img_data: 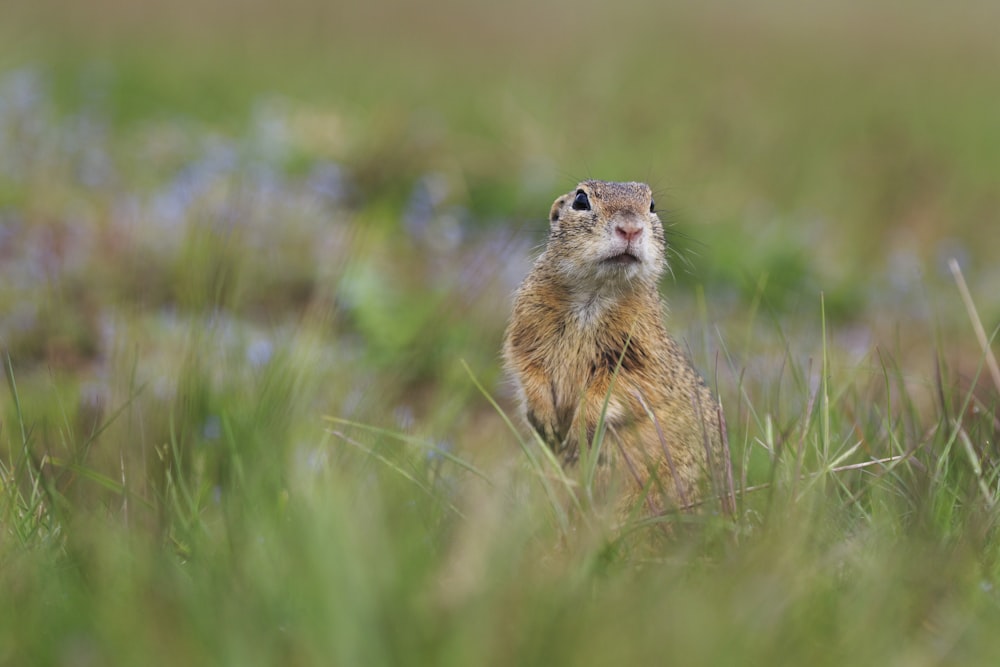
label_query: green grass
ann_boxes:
[2,0,1000,664]
[2,295,1000,665]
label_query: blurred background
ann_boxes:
[2,0,999,483]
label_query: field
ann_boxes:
[2,1,1000,664]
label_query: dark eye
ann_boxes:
[649,199,656,213]
[572,190,591,211]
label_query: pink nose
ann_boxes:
[615,220,643,243]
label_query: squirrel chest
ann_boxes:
[513,287,662,453]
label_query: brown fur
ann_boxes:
[503,180,723,515]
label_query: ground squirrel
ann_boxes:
[503,180,725,516]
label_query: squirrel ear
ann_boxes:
[549,197,565,229]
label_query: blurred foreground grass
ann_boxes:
[2,1,1000,664]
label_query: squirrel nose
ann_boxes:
[615,220,644,243]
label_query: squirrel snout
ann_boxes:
[614,220,644,243]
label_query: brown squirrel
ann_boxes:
[503,180,725,516]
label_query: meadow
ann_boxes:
[2,1,1000,664]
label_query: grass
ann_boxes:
[2,0,1000,664]
[2,298,999,665]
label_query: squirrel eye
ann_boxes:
[649,199,656,213]
[572,190,591,211]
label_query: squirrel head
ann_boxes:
[545,180,667,290]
